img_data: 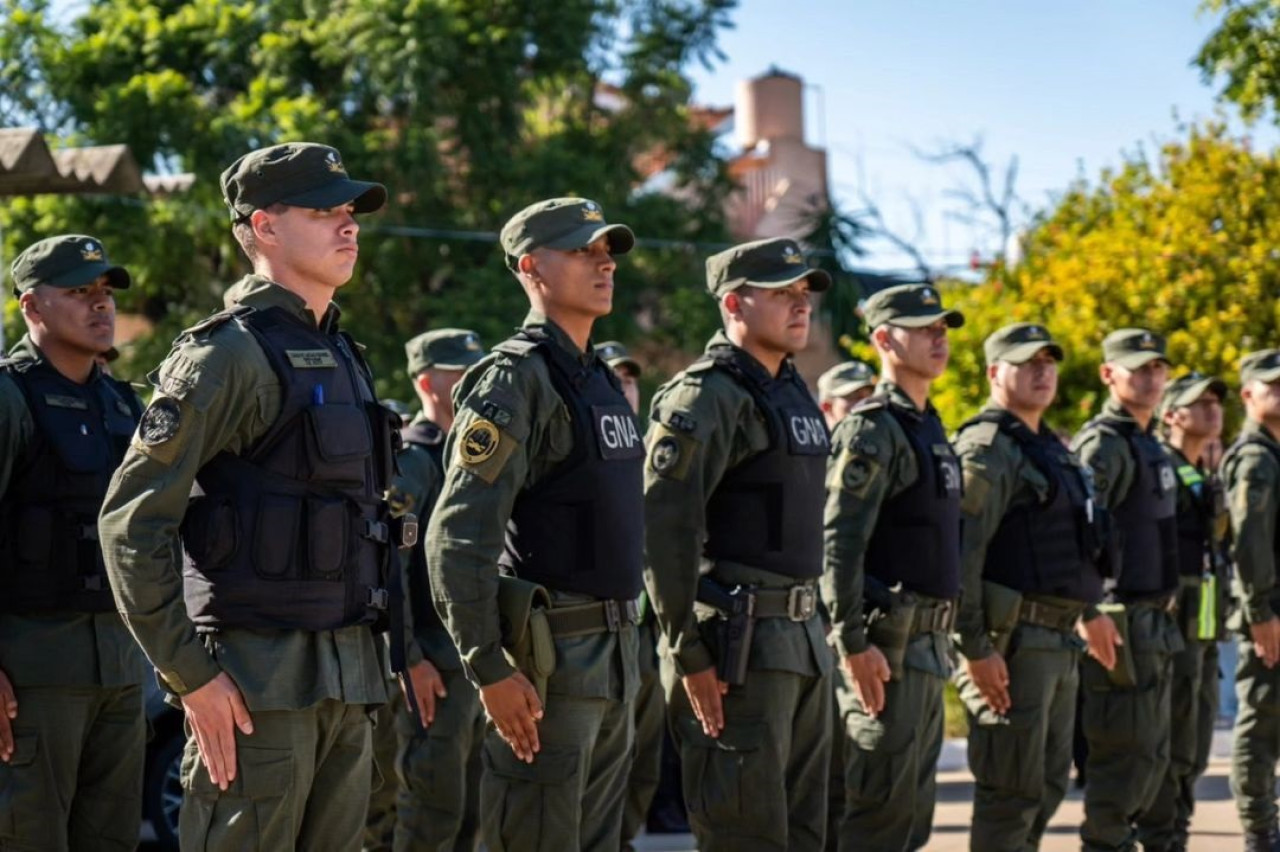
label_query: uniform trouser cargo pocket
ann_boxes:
[842,711,912,809]
[480,733,579,852]
[968,708,1042,800]
[676,713,775,839]
[179,737,295,850]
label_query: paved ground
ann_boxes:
[635,732,1248,851]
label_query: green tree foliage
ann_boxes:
[1,0,738,396]
[931,123,1280,435]
[1196,0,1280,122]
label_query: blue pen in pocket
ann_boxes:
[312,384,325,406]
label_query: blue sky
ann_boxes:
[688,1,1262,274]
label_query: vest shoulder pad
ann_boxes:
[851,394,889,415]
[958,419,1000,448]
[179,305,254,342]
[492,337,542,360]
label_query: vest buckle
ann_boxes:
[361,519,389,544]
[603,599,622,632]
[366,587,389,610]
[787,584,817,622]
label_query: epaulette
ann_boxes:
[492,337,541,359]
[958,419,1000,447]
[851,394,889,415]
[177,304,254,343]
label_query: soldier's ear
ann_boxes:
[986,363,1000,385]
[17,289,40,323]
[250,208,278,244]
[722,291,743,319]
[1099,362,1115,387]
[870,324,892,353]
[414,372,432,395]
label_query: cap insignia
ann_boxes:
[581,202,604,223]
[325,150,346,175]
[1139,332,1156,350]
[81,241,103,262]
[920,287,939,307]
[782,245,804,265]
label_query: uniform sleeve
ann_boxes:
[1072,429,1133,512]
[954,430,1018,660]
[99,332,276,695]
[1226,447,1280,624]
[821,411,904,658]
[0,374,34,498]
[426,358,546,688]
[388,446,439,667]
[642,374,757,678]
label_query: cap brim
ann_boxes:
[741,265,833,293]
[889,309,965,329]
[282,177,387,214]
[1169,377,1228,408]
[826,379,875,398]
[999,341,1064,365]
[1249,367,1280,385]
[605,356,641,375]
[1111,351,1169,370]
[48,261,131,291]
[542,223,635,255]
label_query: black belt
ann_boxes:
[1114,591,1177,612]
[543,599,641,637]
[752,582,820,622]
[1019,597,1084,632]
[910,599,955,635]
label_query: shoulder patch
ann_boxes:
[665,411,698,434]
[961,468,991,515]
[647,423,698,481]
[131,396,190,465]
[831,449,880,498]
[454,416,519,485]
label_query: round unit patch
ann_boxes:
[139,398,182,446]
[460,419,500,464]
[651,436,681,473]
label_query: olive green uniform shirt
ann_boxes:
[643,332,827,680]
[1222,419,1280,625]
[0,336,147,688]
[427,312,619,690]
[1070,398,1140,514]
[99,276,387,710]
[953,402,1063,661]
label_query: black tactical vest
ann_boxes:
[400,419,446,633]
[701,347,829,579]
[1168,449,1225,578]
[180,306,402,631]
[496,330,645,600]
[962,410,1103,603]
[0,358,141,613]
[1086,416,1179,598]
[863,396,962,599]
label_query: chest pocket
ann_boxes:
[591,404,644,460]
[783,409,830,456]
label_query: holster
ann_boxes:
[496,575,557,705]
[864,579,916,681]
[1096,602,1136,688]
[695,576,756,686]
[982,580,1023,657]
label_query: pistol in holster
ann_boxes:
[695,577,757,687]
[496,575,557,706]
[982,581,1023,657]
[863,577,916,682]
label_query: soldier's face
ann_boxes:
[1244,379,1280,424]
[526,238,617,319]
[21,277,116,356]
[735,280,812,355]
[1105,359,1168,411]
[821,386,874,429]
[261,203,360,289]
[882,320,950,380]
[1167,392,1223,440]
[993,349,1059,412]
[612,366,641,415]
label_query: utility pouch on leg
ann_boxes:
[1096,602,1136,688]
[496,575,557,705]
[982,580,1023,657]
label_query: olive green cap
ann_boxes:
[500,197,634,264]
[1241,349,1280,385]
[11,234,130,298]
[984,322,1064,366]
[817,360,877,400]
[1159,372,1227,418]
[405,328,485,376]
[597,340,640,375]
[862,283,963,330]
[220,142,386,222]
[1102,328,1169,370]
[705,237,831,298]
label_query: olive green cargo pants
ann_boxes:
[836,658,944,852]
[1231,639,1280,834]
[179,698,373,850]
[957,624,1079,852]
[621,620,664,852]
[394,667,485,852]
[1136,638,1218,849]
[1080,606,1181,852]
[363,686,402,851]
[0,684,144,851]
